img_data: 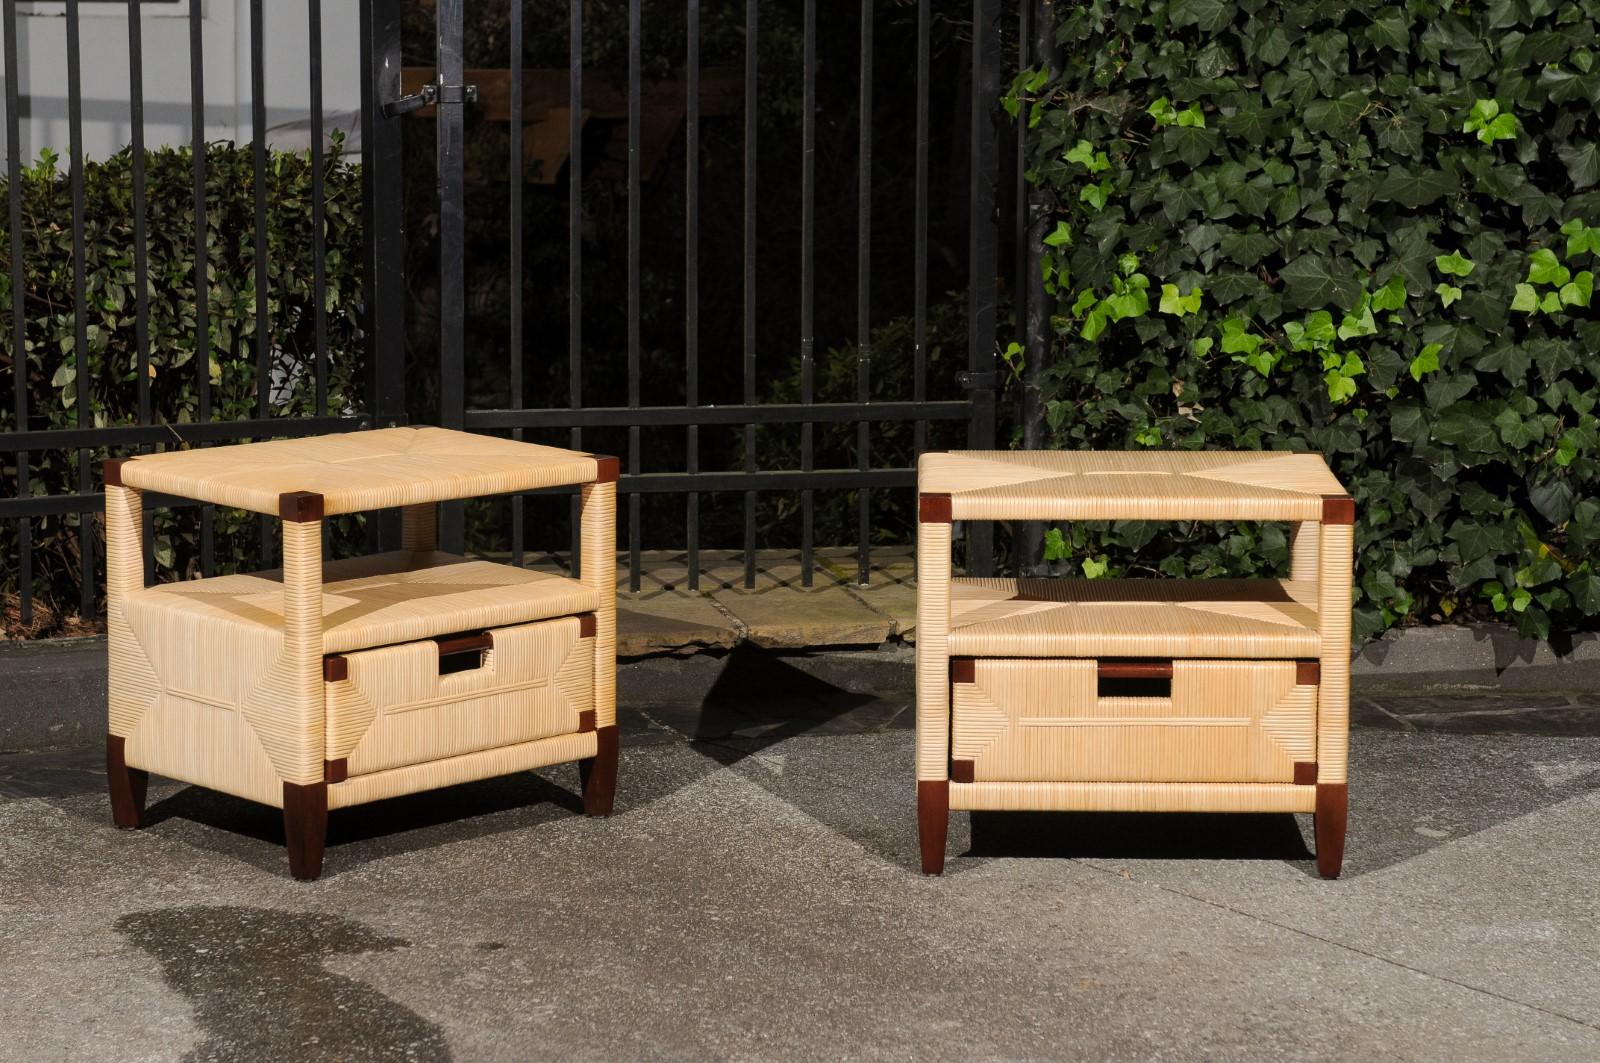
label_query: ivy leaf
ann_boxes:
[1562,218,1600,257]
[1365,14,1409,51]
[1373,114,1425,158]
[1409,342,1442,381]
[1511,283,1540,313]
[1569,566,1600,614]
[1305,93,1369,138]
[1165,126,1220,167]
[1434,250,1476,277]
[1158,283,1203,316]
[1325,370,1358,403]
[1374,167,1461,208]
[1560,271,1594,307]
[1475,343,1531,385]
[1168,0,1235,32]
[1556,141,1600,189]
[1530,478,1575,524]
[1436,282,1463,306]
[1527,248,1570,285]
[1279,255,1363,310]
[1435,403,1502,453]
[1219,231,1276,267]
[1043,221,1072,248]
[1370,274,1408,312]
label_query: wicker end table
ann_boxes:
[104,427,618,879]
[916,451,1354,877]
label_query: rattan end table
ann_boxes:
[104,427,618,879]
[916,451,1354,878]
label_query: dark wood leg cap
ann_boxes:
[579,725,619,817]
[107,735,148,830]
[1315,782,1348,880]
[282,781,329,881]
[918,780,949,876]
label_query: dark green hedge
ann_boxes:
[1012,0,1600,640]
[0,143,365,631]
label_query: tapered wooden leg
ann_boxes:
[1315,782,1348,879]
[107,735,148,830]
[282,782,329,881]
[579,725,619,817]
[918,780,949,875]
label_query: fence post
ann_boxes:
[360,0,407,551]
[965,0,1002,577]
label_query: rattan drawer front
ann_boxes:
[950,658,1316,784]
[326,615,594,777]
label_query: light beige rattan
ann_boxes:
[916,450,1353,878]
[104,428,619,879]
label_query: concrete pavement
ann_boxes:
[2,690,1598,1062]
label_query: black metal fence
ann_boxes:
[1,0,1022,630]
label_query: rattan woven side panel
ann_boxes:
[915,517,953,782]
[1289,521,1321,582]
[1318,523,1355,784]
[951,659,1315,784]
[948,781,1318,813]
[105,483,160,740]
[581,480,617,728]
[328,730,599,810]
[400,503,438,552]
[334,617,593,776]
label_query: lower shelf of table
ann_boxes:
[327,729,600,810]
[947,780,1317,814]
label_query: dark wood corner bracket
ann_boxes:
[1294,761,1319,785]
[591,455,621,483]
[949,657,975,684]
[1321,495,1356,525]
[919,493,952,524]
[950,759,976,784]
[103,457,134,487]
[279,491,325,522]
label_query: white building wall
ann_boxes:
[1,0,362,164]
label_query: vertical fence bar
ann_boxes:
[1012,0,1041,576]
[360,0,407,552]
[3,0,29,623]
[567,0,583,574]
[310,0,328,417]
[913,0,929,461]
[685,0,700,590]
[438,0,466,553]
[189,0,214,575]
[741,0,757,588]
[129,0,150,430]
[798,0,815,588]
[129,0,156,585]
[509,0,524,567]
[66,0,95,616]
[855,0,873,586]
[626,0,642,591]
[1019,0,1055,577]
[249,0,275,563]
[966,0,1000,577]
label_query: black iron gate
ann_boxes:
[1,0,1022,631]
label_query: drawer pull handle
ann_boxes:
[1097,659,1171,699]
[435,632,492,676]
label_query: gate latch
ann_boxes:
[956,370,998,391]
[383,79,479,118]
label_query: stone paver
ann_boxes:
[2,695,1598,1061]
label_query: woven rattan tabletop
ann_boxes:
[919,451,1347,522]
[116,427,604,517]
